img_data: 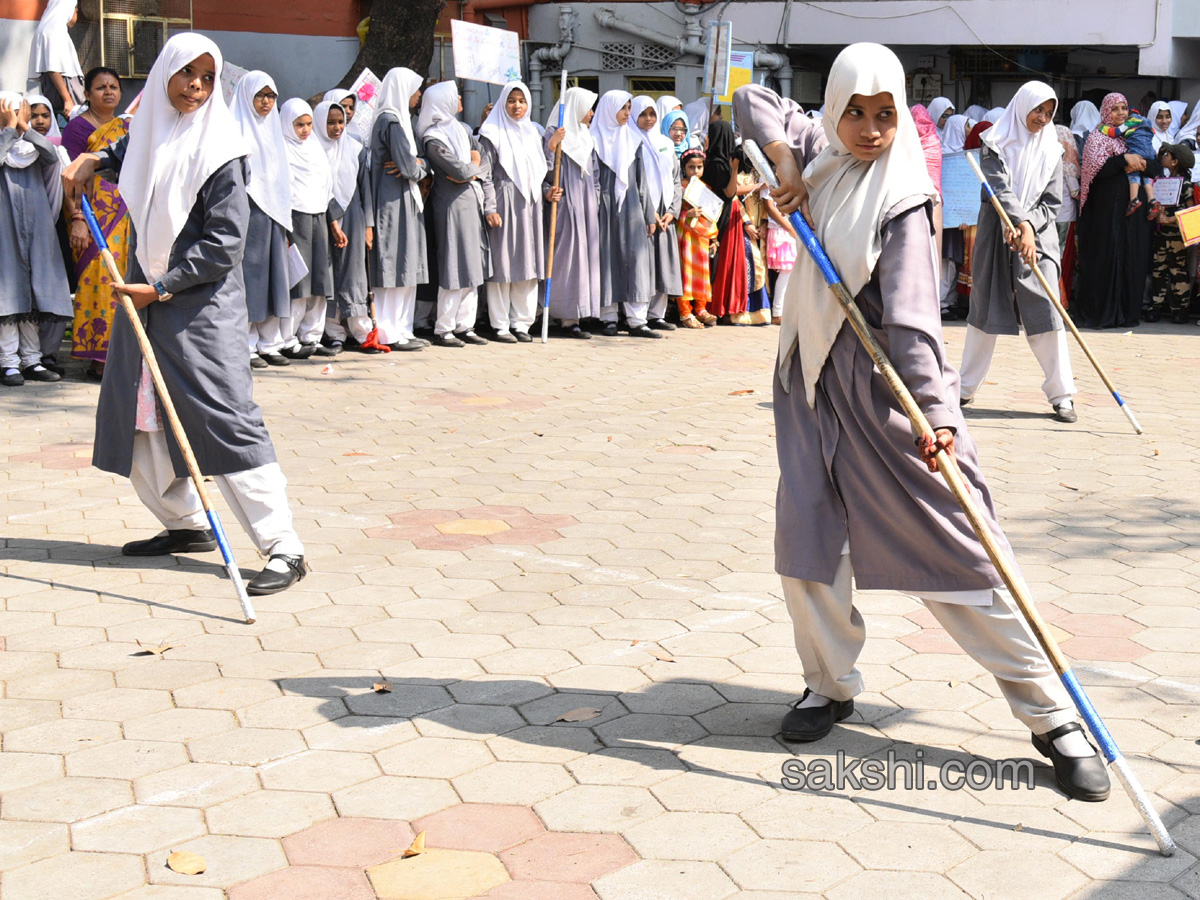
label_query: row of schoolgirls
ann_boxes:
[244,70,797,364]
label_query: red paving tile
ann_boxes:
[1060,636,1151,662]
[412,804,544,853]
[499,832,638,884]
[227,866,375,900]
[282,817,413,869]
[904,608,939,628]
[366,506,577,550]
[899,629,967,655]
[479,881,601,899]
[1055,613,1142,638]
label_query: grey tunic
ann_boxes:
[968,145,1064,336]
[331,145,373,318]
[424,137,491,291]
[597,147,656,307]
[38,72,84,116]
[370,113,427,288]
[242,199,290,323]
[92,150,277,479]
[0,128,72,323]
[479,136,545,283]
[649,150,684,297]
[289,209,333,300]
[542,127,600,319]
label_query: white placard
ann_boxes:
[701,22,733,97]
[346,68,383,144]
[940,150,983,228]
[1154,176,1183,207]
[221,61,248,105]
[684,176,725,224]
[450,19,522,86]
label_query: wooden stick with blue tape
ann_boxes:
[541,69,568,344]
[966,151,1143,434]
[81,195,257,624]
[743,138,1173,856]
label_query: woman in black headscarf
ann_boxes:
[702,119,749,322]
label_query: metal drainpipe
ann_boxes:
[529,4,574,120]
[754,49,792,100]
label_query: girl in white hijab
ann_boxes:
[682,98,709,149]
[26,0,84,116]
[419,81,492,347]
[314,99,372,354]
[229,71,293,365]
[961,80,1076,423]
[62,32,308,596]
[656,94,682,125]
[632,95,682,330]
[927,96,955,137]
[479,82,550,341]
[369,67,428,351]
[731,49,1109,799]
[1148,100,1173,153]
[1168,100,1189,137]
[279,98,335,359]
[940,113,969,153]
[1069,100,1101,140]
[591,90,658,338]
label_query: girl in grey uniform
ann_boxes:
[632,95,682,331]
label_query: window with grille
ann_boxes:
[628,78,677,97]
[87,0,194,78]
[602,42,636,71]
[602,42,676,72]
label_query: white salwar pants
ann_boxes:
[773,269,791,319]
[283,297,327,347]
[129,430,304,559]
[0,321,43,369]
[324,315,372,344]
[487,279,538,335]
[415,299,435,331]
[600,299,649,329]
[780,554,1076,734]
[940,259,959,312]
[959,325,1076,406]
[248,317,287,356]
[375,286,417,344]
[436,287,478,336]
[649,291,669,322]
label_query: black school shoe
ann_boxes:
[40,356,65,376]
[1031,722,1110,801]
[492,332,518,344]
[564,325,591,340]
[247,554,308,596]
[280,343,315,360]
[600,322,619,337]
[780,689,855,742]
[21,364,60,382]
[123,529,217,556]
[1053,402,1078,424]
[250,356,269,369]
[648,318,677,331]
[628,324,664,339]
[513,331,533,343]
[313,341,341,357]
[259,352,291,367]
[2,368,25,387]
[431,333,465,348]
[456,331,489,345]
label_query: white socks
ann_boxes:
[1055,399,1074,410]
[1050,730,1094,757]
[264,557,292,573]
[798,691,833,709]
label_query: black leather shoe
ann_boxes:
[431,333,465,348]
[1031,722,1110,801]
[457,331,489,345]
[648,318,677,331]
[513,331,533,343]
[21,365,61,382]
[123,529,217,557]
[250,355,269,369]
[3,368,25,387]
[260,352,291,367]
[1172,311,1191,324]
[628,324,664,339]
[1142,308,1162,323]
[247,555,308,596]
[492,332,518,344]
[1053,403,1078,423]
[780,690,854,742]
[565,325,591,340]
[40,356,65,376]
[601,323,618,337]
[280,344,315,360]
[387,340,424,352]
[313,342,341,357]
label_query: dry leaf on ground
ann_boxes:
[650,648,676,663]
[728,389,755,396]
[166,850,206,875]
[556,707,602,723]
[373,681,393,693]
[136,640,176,657]
[403,831,426,858]
[343,452,369,457]
[1059,483,1079,491]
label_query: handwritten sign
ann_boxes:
[684,176,724,224]
[941,150,982,228]
[718,50,754,106]
[1154,176,1183,207]
[1177,204,1200,246]
[702,22,733,97]
[451,20,521,86]
[220,61,248,105]
[347,68,382,144]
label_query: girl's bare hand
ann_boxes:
[917,429,956,473]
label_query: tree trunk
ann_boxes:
[339,0,447,88]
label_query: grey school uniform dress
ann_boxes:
[370,111,427,289]
[90,145,276,478]
[649,150,684,298]
[289,208,333,301]
[424,137,491,291]
[542,126,601,321]
[0,128,72,327]
[331,144,373,320]
[242,198,291,323]
[597,148,655,317]
[480,136,545,284]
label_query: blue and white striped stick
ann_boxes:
[966,151,1143,434]
[81,196,257,624]
[743,139,1174,856]
[541,69,569,344]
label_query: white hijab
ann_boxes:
[981,81,1062,209]
[591,90,640,207]
[25,92,61,140]
[683,99,709,148]
[229,70,292,229]
[314,99,362,212]
[417,81,470,163]
[927,97,954,138]
[375,67,425,211]
[940,114,969,152]
[631,94,674,210]
[24,92,67,216]
[1175,100,1200,144]
[118,34,250,283]
[987,107,1005,123]
[323,88,353,108]
[1148,100,1173,152]
[0,92,39,169]
[1070,100,1101,138]
[479,82,548,203]
[27,0,82,81]
[964,104,988,123]
[546,86,597,175]
[1168,100,1189,137]
[280,98,333,215]
[782,42,936,403]
[656,94,682,124]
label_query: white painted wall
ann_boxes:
[197,30,360,101]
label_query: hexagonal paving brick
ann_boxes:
[500,831,638,882]
[283,816,414,868]
[188,727,306,766]
[623,811,758,860]
[0,820,69,870]
[452,761,575,806]
[0,850,146,900]
[207,789,335,838]
[592,860,737,900]
[826,871,972,900]
[1,776,132,823]
[333,776,460,821]
[948,850,1088,900]
[72,803,207,853]
[147,835,288,888]
[722,839,862,893]
[0,752,62,793]
[741,792,872,841]
[651,771,777,814]
[376,736,495,779]
[367,848,511,899]
[227,866,376,900]
[411,804,543,853]
[535,785,664,833]
[66,738,190,780]
[839,820,977,871]
[3,717,122,754]
[257,749,380,793]
[135,762,260,808]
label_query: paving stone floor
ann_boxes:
[1,320,1199,900]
